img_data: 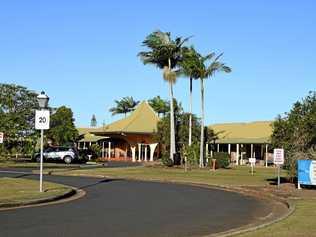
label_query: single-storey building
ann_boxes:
[77,101,159,162]
[208,121,274,166]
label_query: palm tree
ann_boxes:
[148,96,170,117]
[138,30,190,161]
[109,96,139,117]
[179,46,201,146]
[195,52,231,167]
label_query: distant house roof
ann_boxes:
[210,121,273,144]
[94,101,159,135]
[78,133,109,142]
[77,127,99,136]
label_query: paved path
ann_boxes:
[0,169,271,237]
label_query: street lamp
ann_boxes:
[37,91,49,109]
[37,91,49,192]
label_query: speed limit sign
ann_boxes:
[35,110,50,130]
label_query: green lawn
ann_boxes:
[44,165,316,237]
[237,199,316,237]
[0,177,72,206]
[47,165,284,187]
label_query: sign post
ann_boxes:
[0,132,3,144]
[273,148,284,188]
[35,109,50,192]
[249,158,256,175]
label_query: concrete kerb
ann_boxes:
[0,187,86,211]
[47,172,295,237]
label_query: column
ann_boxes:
[102,142,105,158]
[265,144,268,167]
[149,143,158,162]
[144,145,148,162]
[236,144,239,165]
[131,146,136,162]
[83,142,86,150]
[217,144,220,152]
[138,143,142,162]
[108,142,111,159]
[228,144,231,154]
[251,144,254,158]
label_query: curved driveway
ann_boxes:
[0,170,271,237]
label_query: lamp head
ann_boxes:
[37,91,49,109]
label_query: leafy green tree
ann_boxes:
[139,30,190,161]
[0,84,38,154]
[47,106,78,146]
[271,91,316,179]
[148,96,169,117]
[109,96,139,117]
[90,114,97,127]
[193,52,231,167]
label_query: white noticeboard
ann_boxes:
[273,148,284,165]
[35,110,50,130]
[0,132,3,144]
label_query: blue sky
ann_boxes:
[1,1,315,127]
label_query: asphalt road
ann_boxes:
[0,169,271,237]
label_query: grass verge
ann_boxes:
[0,177,72,207]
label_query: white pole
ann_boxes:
[108,142,111,159]
[39,129,44,192]
[102,142,105,158]
[138,144,142,161]
[265,144,268,167]
[228,144,231,154]
[144,146,148,161]
[217,144,220,152]
[236,144,239,165]
[251,144,253,158]
[205,143,209,164]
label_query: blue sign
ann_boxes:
[298,160,316,185]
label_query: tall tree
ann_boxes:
[109,96,139,117]
[179,46,201,146]
[138,30,190,161]
[47,106,79,146]
[148,96,169,117]
[271,91,316,179]
[194,53,231,167]
[90,114,97,127]
[0,83,38,153]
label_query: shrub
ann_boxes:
[184,144,199,166]
[89,144,102,159]
[161,152,174,167]
[213,152,230,169]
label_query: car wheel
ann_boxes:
[64,156,72,164]
[35,155,41,163]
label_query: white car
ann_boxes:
[34,146,78,164]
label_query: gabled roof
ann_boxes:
[210,121,273,144]
[77,127,99,136]
[94,101,159,134]
[78,133,109,142]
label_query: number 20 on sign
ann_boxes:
[35,110,50,130]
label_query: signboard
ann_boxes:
[273,148,284,165]
[298,160,316,186]
[249,158,256,164]
[0,132,3,143]
[35,110,50,130]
